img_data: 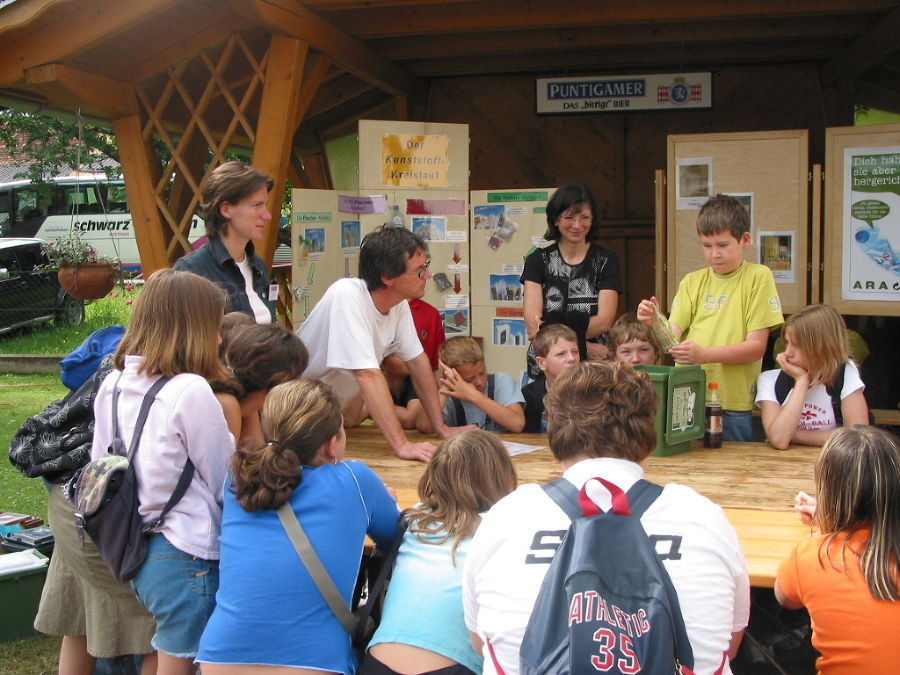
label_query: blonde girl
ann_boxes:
[755,304,869,449]
[197,380,400,674]
[89,268,234,675]
[359,429,518,675]
[775,426,900,672]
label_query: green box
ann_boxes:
[0,555,48,643]
[636,365,706,456]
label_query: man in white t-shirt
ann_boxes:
[298,226,469,462]
[463,361,750,674]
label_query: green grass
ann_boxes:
[0,285,137,355]
[0,634,62,675]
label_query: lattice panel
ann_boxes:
[136,32,268,259]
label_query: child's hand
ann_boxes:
[636,297,657,325]
[794,491,817,526]
[776,352,809,381]
[439,366,479,402]
[668,339,705,365]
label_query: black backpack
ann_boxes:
[773,362,874,425]
[519,478,695,675]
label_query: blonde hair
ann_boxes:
[405,429,517,565]
[546,361,657,463]
[609,312,660,358]
[440,336,483,369]
[783,304,850,386]
[532,324,578,359]
[230,380,342,512]
[814,426,900,601]
[114,268,228,380]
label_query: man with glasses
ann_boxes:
[298,226,469,461]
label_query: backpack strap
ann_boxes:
[487,373,495,401]
[825,363,846,427]
[449,374,496,428]
[773,369,792,406]
[543,477,663,521]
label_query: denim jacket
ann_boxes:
[173,236,274,321]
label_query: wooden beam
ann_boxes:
[229,0,421,98]
[24,64,137,117]
[252,33,309,267]
[0,0,64,33]
[112,114,170,274]
[819,4,900,86]
[294,52,333,128]
[0,0,183,85]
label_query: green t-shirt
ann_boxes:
[670,261,783,410]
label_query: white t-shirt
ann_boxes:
[755,361,864,432]
[236,255,272,324]
[463,457,750,675]
[297,278,423,402]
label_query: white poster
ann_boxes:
[676,158,713,210]
[842,145,900,301]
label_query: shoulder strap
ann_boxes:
[774,369,792,405]
[543,477,663,522]
[487,373,495,401]
[451,396,466,427]
[352,520,407,646]
[825,363,847,426]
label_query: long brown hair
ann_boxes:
[230,380,342,512]
[815,426,900,600]
[114,268,228,380]
[404,429,517,565]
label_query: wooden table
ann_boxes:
[346,427,817,587]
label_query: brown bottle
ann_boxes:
[704,382,723,448]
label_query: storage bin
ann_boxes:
[636,365,706,456]
[0,550,49,642]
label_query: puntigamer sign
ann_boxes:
[536,73,711,114]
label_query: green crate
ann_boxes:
[0,554,48,643]
[636,365,706,456]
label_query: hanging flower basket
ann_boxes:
[57,263,117,300]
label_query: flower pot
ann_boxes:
[57,264,116,300]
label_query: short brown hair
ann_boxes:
[609,312,660,358]
[440,336,483,369]
[546,361,657,463]
[114,268,228,381]
[225,323,308,394]
[696,194,750,239]
[532,324,578,359]
[199,161,274,237]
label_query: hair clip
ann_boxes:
[265,439,281,448]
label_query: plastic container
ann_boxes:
[636,365,707,456]
[0,550,49,642]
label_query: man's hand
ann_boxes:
[668,339,706,365]
[396,440,436,462]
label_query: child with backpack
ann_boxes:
[521,324,580,433]
[755,304,869,449]
[89,268,235,675]
[359,429,518,675]
[775,426,900,672]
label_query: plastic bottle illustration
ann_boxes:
[390,204,405,228]
[488,215,518,250]
[854,226,900,276]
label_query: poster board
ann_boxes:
[666,130,809,314]
[469,188,554,383]
[824,123,900,316]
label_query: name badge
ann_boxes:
[268,283,279,301]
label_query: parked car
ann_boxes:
[0,237,85,334]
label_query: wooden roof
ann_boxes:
[2,0,900,143]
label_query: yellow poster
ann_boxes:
[381,134,449,187]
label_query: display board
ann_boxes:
[666,130,809,314]
[469,189,554,384]
[824,123,900,316]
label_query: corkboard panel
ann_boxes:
[666,130,809,314]
[823,123,900,316]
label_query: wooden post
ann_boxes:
[112,114,169,274]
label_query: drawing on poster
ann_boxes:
[473,204,505,230]
[412,216,447,241]
[492,318,527,347]
[304,227,326,253]
[440,309,469,335]
[842,145,900,302]
[489,273,523,302]
[759,231,795,284]
[340,221,360,248]
[676,158,713,210]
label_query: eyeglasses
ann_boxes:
[410,259,431,278]
[560,214,593,225]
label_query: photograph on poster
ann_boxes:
[842,145,900,301]
[412,216,447,241]
[304,227,326,253]
[433,272,452,292]
[676,158,713,210]
[489,273,523,302]
[340,221,361,248]
[473,204,505,230]
[492,317,527,347]
[440,309,469,335]
[759,231,795,284]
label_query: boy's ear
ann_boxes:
[739,231,751,248]
[535,355,548,373]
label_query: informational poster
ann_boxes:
[759,231,795,284]
[676,158,713,210]
[842,145,900,301]
[381,134,449,187]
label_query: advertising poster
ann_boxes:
[842,145,900,301]
[759,231,795,284]
[676,158,713,210]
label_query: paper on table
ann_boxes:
[504,441,546,457]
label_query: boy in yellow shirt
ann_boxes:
[638,195,783,441]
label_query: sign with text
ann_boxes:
[536,72,711,114]
[381,134,449,187]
